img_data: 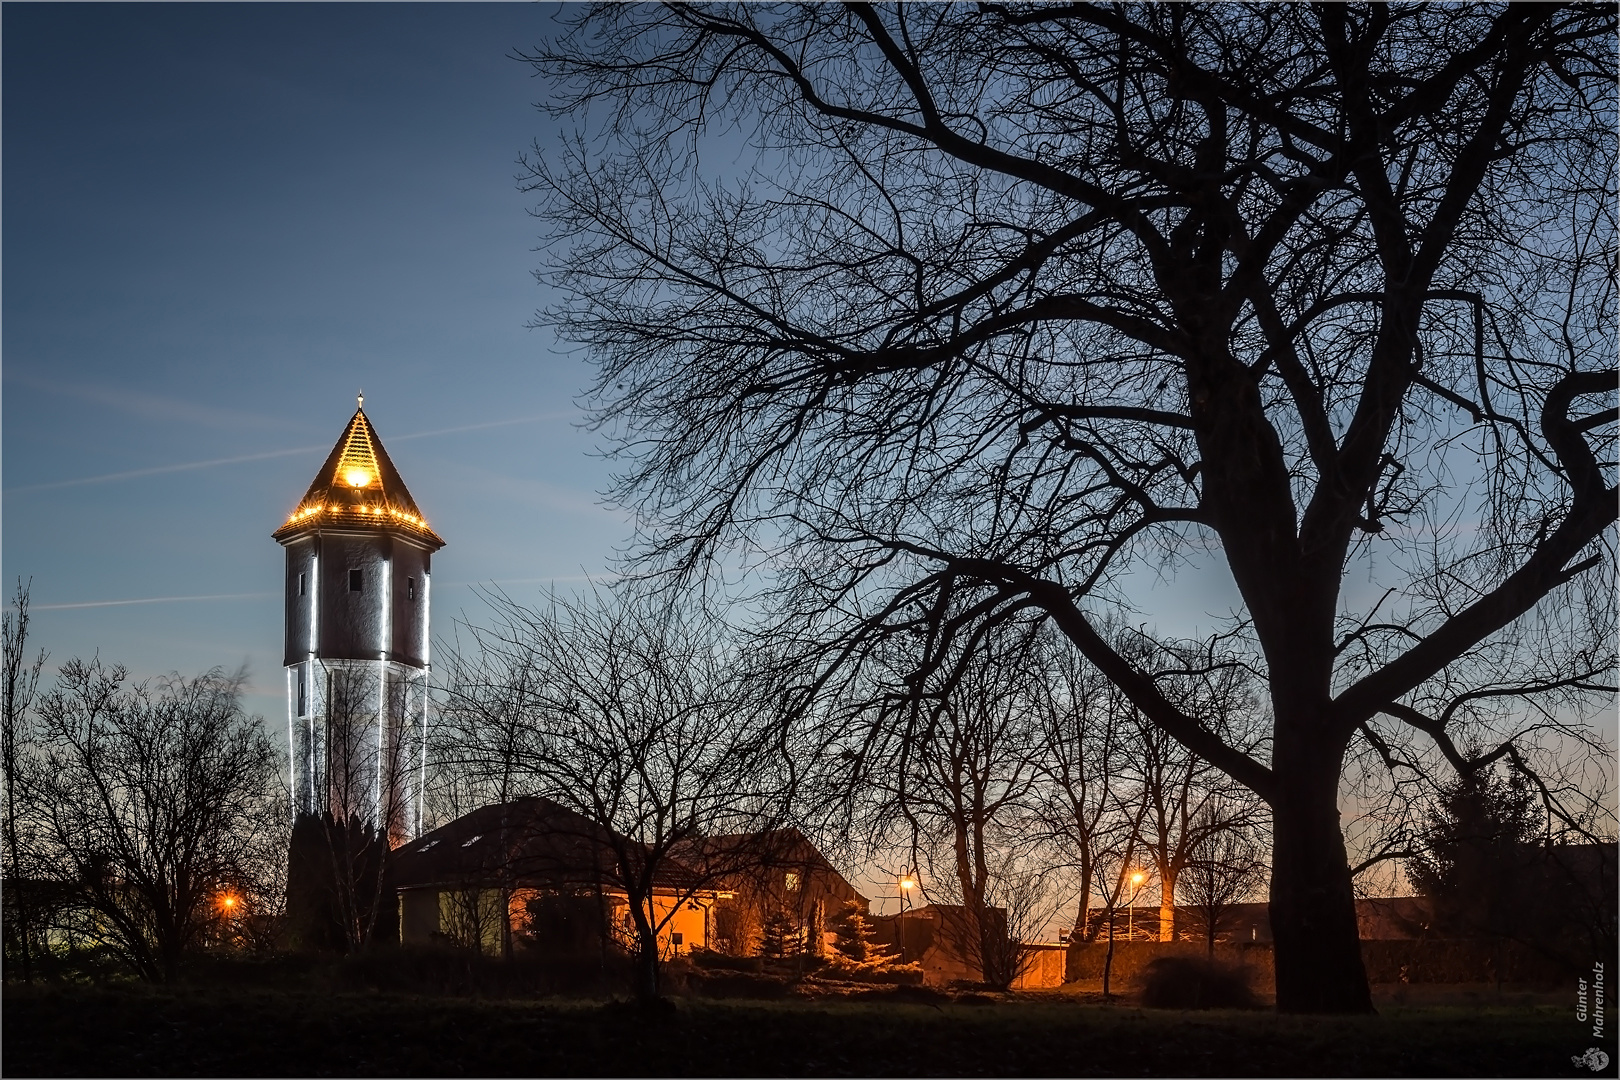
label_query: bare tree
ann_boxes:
[440,587,797,1001]
[24,659,283,981]
[882,620,1042,988]
[525,4,1617,1011]
[1028,627,1132,945]
[2,579,46,981]
[1179,802,1269,957]
[429,611,553,958]
[1124,643,1265,941]
[1089,804,1151,1000]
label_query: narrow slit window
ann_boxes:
[407,577,416,601]
[349,568,363,593]
[296,665,308,717]
[298,572,307,597]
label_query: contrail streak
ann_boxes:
[6,446,326,493]
[31,592,277,611]
[5,413,563,494]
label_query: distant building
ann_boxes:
[388,806,870,963]
[272,396,444,845]
[672,828,867,957]
[864,903,1065,989]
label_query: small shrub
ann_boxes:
[686,948,764,973]
[688,970,794,999]
[814,956,925,984]
[1137,956,1260,1010]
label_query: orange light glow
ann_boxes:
[1130,872,1145,886]
[344,468,372,488]
[900,877,915,890]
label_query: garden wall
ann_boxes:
[1065,938,1573,988]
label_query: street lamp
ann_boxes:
[898,872,916,961]
[1127,872,1146,939]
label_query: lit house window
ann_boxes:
[785,871,801,892]
[349,569,363,592]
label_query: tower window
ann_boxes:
[349,568,364,592]
[407,577,416,601]
[296,665,308,717]
[298,572,307,597]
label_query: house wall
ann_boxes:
[400,884,709,959]
[712,866,859,957]
[400,887,439,945]
[439,888,505,955]
[1012,944,1068,990]
[645,893,709,957]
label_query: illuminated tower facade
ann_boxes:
[272,396,444,845]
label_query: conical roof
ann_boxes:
[272,400,445,549]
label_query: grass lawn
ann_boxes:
[3,982,1608,1077]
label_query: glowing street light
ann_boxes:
[1127,871,1147,938]
[898,871,917,961]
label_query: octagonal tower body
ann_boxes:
[273,400,444,846]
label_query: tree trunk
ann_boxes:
[1268,758,1373,1013]
[1072,892,1093,941]
[1159,898,1176,942]
[634,925,661,1002]
[1101,910,1117,999]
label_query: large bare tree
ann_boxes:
[526,4,1617,1011]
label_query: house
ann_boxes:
[672,828,867,957]
[390,796,715,958]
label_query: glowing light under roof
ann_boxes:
[271,402,444,548]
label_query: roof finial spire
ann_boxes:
[358,389,364,410]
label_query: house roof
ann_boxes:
[272,399,444,549]
[672,827,867,904]
[391,796,703,893]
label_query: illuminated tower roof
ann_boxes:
[272,395,444,549]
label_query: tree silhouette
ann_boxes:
[24,661,283,981]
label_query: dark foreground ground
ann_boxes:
[4,982,1610,1078]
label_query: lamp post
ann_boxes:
[1127,872,1146,940]
[899,871,915,961]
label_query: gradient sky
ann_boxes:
[2,2,1256,918]
[13,5,1600,920]
[3,3,635,728]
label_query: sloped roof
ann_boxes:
[391,796,702,893]
[272,400,444,549]
[672,827,866,904]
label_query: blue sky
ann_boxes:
[4,3,631,724]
